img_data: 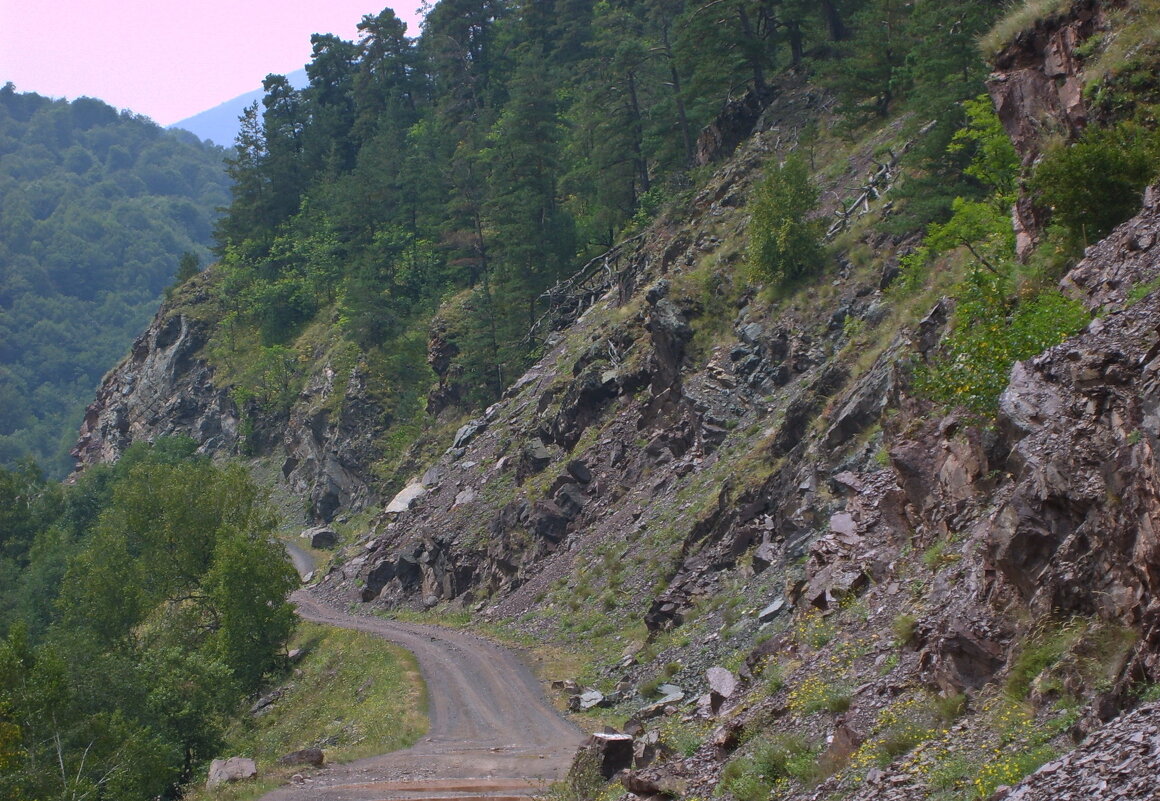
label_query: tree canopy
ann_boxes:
[0,86,230,476]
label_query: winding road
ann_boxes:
[257,588,584,801]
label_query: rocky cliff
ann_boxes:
[71,274,387,521]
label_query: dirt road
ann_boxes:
[258,591,584,801]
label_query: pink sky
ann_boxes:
[0,0,425,126]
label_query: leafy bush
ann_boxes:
[1031,122,1159,252]
[746,155,826,289]
[914,273,1089,418]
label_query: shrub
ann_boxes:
[891,613,918,646]
[721,733,821,801]
[914,273,1089,418]
[788,674,852,715]
[746,155,826,289]
[1031,121,1159,252]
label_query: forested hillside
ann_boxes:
[9,0,1160,798]
[0,439,296,799]
[0,87,230,475]
[194,0,1007,493]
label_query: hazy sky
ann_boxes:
[1,0,425,126]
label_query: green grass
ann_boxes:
[980,0,1075,56]
[184,621,427,801]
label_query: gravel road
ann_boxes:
[257,591,584,801]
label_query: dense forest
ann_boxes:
[0,87,230,475]
[0,439,296,799]
[6,0,1160,797]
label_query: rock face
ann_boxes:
[70,285,386,521]
[986,0,1099,167]
[984,235,1160,683]
[986,0,1103,258]
[71,310,239,467]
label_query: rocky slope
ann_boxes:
[70,275,388,521]
[72,2,1160,798]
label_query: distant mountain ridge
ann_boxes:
[168,68,308,147]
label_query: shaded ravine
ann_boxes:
[258,591,584,801]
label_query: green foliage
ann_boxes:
[721,733,821,800]
[746,155,826,288]
[891,613,917,646]
[181,623,427,801]
[950,95,1021,199]
[0,88,229,476]
[915,272,1089,418]
[788,673,852,715]
[1031,121,1160,252]
[0,441,296,797]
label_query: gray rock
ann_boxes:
[752,541,778,573]
[706,667,737,698]
[420,464,446,488]
[758,598,787,622]
[452,419,487,449]
[525,438,552,469]
[739,322,765,344]
[554,482,586,520]
[578,689,605,710]
[585,733,634,779]
[384,481,427,514]
[206,757,257,789]
[250,689,283,716]
[302,526,338,549]
[567,460,593,484]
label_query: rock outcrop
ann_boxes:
[986,0,1104,257]
[70,279,386,521]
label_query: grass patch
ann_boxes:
[720,733,822,800]
[184,621,427,801]
[1005,619,1086,699]
[980,0,1075,57]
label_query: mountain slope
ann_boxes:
[66,0,1160,798]
[168,69,309,147]
[0,87,230,475]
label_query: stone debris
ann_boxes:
[999,703,1160,801]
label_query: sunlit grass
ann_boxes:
[184,621,427,801]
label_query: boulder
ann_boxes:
[586,732,634,779]
[752,541,778,573]
[567,460,593,484]
[706,667,737,699]
[554,482,586,520]
[249,689,283,716]
[758,598,787,622]
[302,526,338,549]
[206,757,257,789]
[523,438,553,473]
[569,688,606,711]
[452,418,487,449]
[385,481,427,514]
[621,770,686,798]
